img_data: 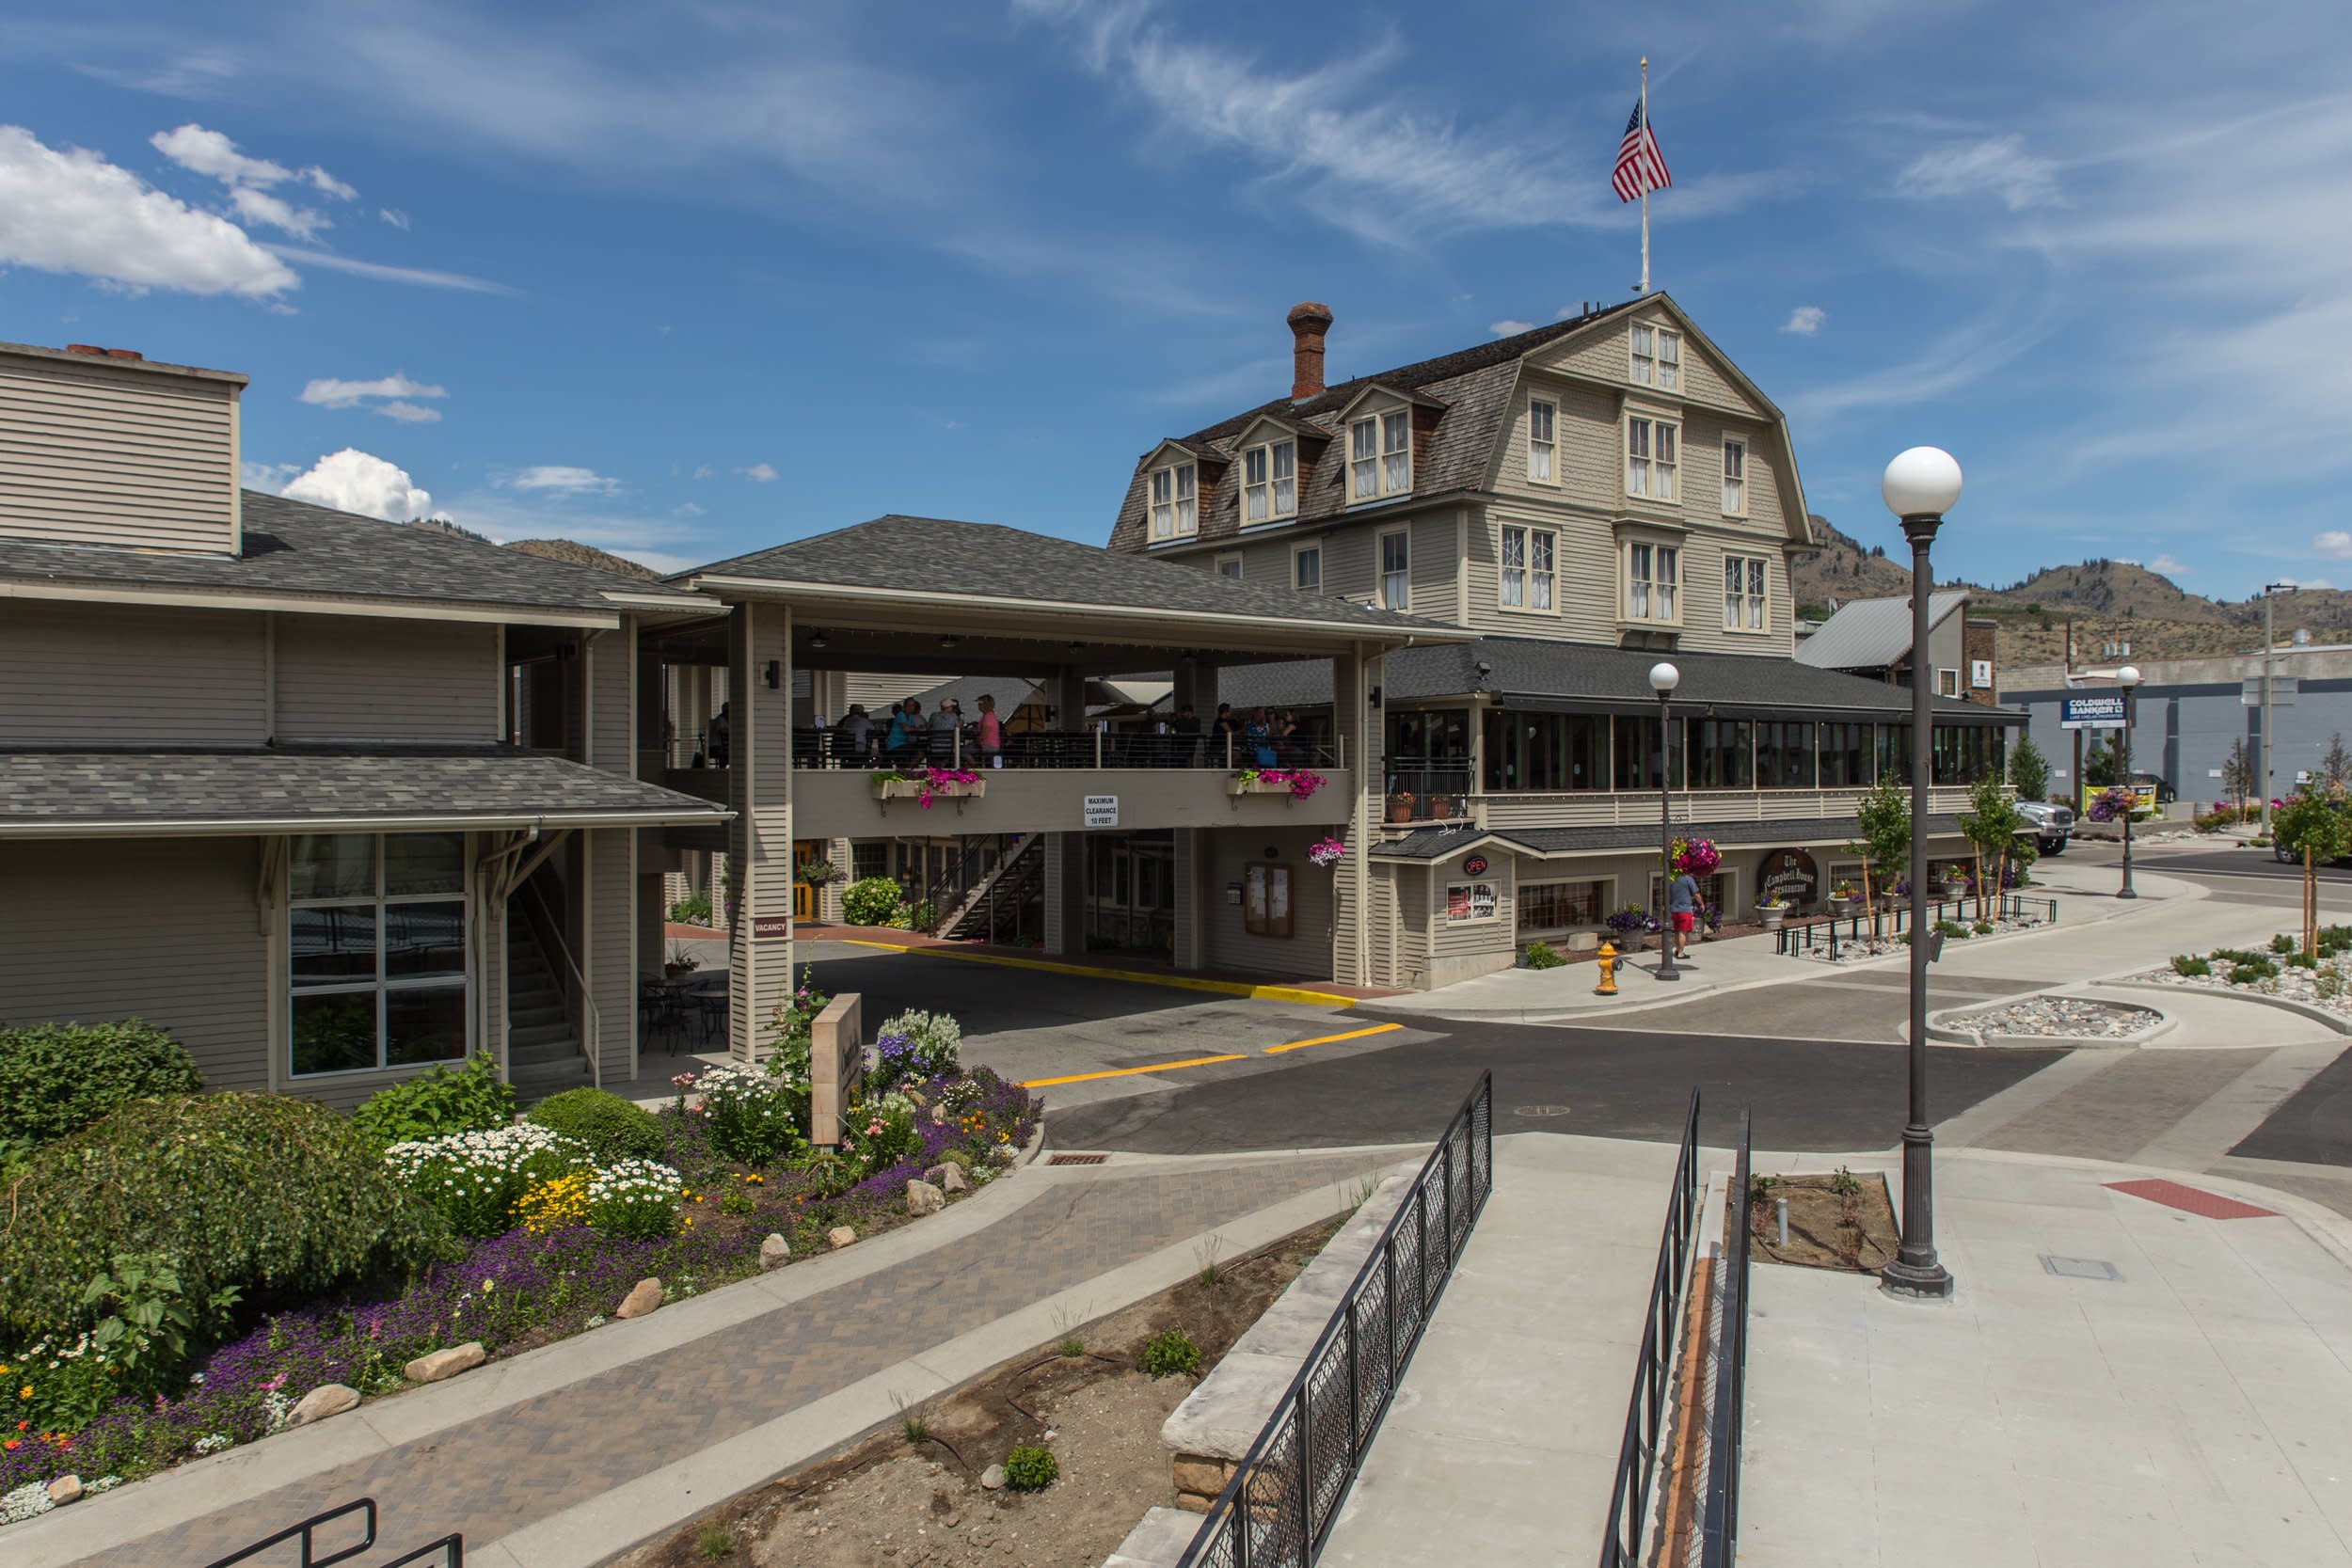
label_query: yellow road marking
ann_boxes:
[1263,1022,1403,1053]
[828,939,1361,1007]
[1020,1053,1248,1088]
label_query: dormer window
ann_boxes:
[1149,460,1198,539]
[1349,409,1411,502]
[1630,324,1681,391]
[1242,437,1296,523]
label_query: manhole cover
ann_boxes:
[2040,1255,2122,1282]
[1047,1152,1107,1165]
[1513,1104,1573,1118]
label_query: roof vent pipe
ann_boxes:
[1287,302,1333,401]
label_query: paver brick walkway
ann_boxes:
[88,1154,1390,1568]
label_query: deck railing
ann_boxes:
[1597,1087,1703,1568]
[1698,1109,1755,1568]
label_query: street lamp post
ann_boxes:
[1879,447,1960,1301]
[2117,665,2142,899]
[1650,661,1681,983]
[2260,582,2296,834]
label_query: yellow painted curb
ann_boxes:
[831,938,1360,1008]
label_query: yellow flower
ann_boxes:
[18,1386,28,1400]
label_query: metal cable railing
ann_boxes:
[1175,1071,1494,1568]
[1597,1086,1703,1568]
[1698,1108,1755,1568]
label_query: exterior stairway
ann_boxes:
[936,832,1044,940]
[506,917,592,1103]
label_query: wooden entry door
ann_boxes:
[792,840,818,920]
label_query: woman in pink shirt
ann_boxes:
[976,693,1004,768]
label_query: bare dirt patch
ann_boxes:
[617,1216,1348,1568]
[1747,1171,1899,1273]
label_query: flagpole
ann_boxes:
[1639,55,1651,294]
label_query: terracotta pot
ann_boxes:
[1387,798,1415,823]
[1430,798,1454,820]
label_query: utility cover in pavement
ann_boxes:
[2105,1178,2278,1219]
[2041,1255,2122,1282]
[1514,1104,1573,1117]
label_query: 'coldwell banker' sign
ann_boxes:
[2060,694,2126,731]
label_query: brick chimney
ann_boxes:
[1287,302,1333,401]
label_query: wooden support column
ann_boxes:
[1329,643,1381,986]
[728,602,794,1059]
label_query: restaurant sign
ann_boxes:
[1756,847,1820,906]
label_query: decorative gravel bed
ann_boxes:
[1795,911,2051,965]
[2128,961,2352,1022]
[1946,995,2161,1040]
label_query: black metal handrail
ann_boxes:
[1776,892,2059,958]
[1597,1086,1703,1568]
[1699,1107,1755,1568]
[1175,1070,1495,1568]
[199,1497,462,1568]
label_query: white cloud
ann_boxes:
[263,246,515,294]
[274,448,436,520]
[300,372,449,409]
[1787,291,2058,426]
[378,207,409,230]
[229,184,328,240]
[691,464,715,480]
[1488,319,1537,336]
[150,123,291,187]
[0,126,296,296]
[377,401,439,423]
[673,501,707,517]
[739,463,779,483]
[1782,305,1827,335]
[2314,531,2352,560]
[2146,553,2190,576]
[1897,135,2060,210]
[304,166,357,199]
[506,465,619,496]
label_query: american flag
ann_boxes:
[1612,99,1672,202]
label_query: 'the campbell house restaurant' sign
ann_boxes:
[1756,847,1820,907]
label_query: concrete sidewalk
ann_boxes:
[1740,1148,2352,1567]
[1318,1133,1686,1565]
[9,1147,1411,1568]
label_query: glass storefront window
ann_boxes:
[1483,712,1606,792]
[288,833,469,1078]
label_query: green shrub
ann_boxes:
[1972,921,1995,936]
[75,1251,241,1411]
[2209,948,2268,966]
[1138,1328,1201,1379]
[351,1053,515,1149]
[841,877,905,927]
[2171,955,2213,977]
[585,1158,682,1239]
[381,1124,587,1238]
[529,1087,664,1163]
[1522,941,1565,970]
[0,1019,201,1156]
[669,892,714,926]
[875,1009,962,1085]
[696,1064,807,1165]
[0,1094,442,1339]
[2319,925,2352,958]
[905,899,938,932]
[2272,932,2298,955]
[1003,1444,1059,1492]
[1933,919,1973,940]
[2229,959,2280,985]
[2289,952,2319,970]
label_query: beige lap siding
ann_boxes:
[0,837,269,1093]
[1200,826,1338,980]
[0,353,240,555]
[274,615,500,740]
[0,601,264,744]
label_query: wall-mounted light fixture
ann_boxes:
[763,659,781,689]
[1369,685,1384,708]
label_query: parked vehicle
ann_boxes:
[2018,800,2072,855]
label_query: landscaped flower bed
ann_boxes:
[2128,927,2352,1021]
[0,1006,1037,1524]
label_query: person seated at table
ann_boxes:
[931,699,964,764]
[1245,708,1277,768]
[885,700,921,766]
[841,704,874,764]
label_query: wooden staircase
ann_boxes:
[505,917,592,1103]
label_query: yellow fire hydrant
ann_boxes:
[1594,941,1619,996]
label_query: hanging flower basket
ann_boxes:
[873,768,985,809]
[1308,836,1346,868]
[1229,768,1327,800]
[1669,835,1722,876]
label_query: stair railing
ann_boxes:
[517,880,602,1090]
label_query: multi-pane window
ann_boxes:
[1350,410,1412,500]
[1380,529,1410,610]
[1215,554,1243,579]
[1722,437,1747,515]
[1756,721,1818,788]
[1518,879,1607,931]
[1818,722,1877,787]
[1627,417,1677,501]
[1630,324,1681,390]
[1528,399,1556,483]
[1149,462,1198,539]
[1242,438,1296,523]
[1294,544,1323,594]
[1627,542,1678,621]
[1245,863,1294,937]
[1483,711,1605,792]
[289,833,468,1078]
[1444,882,1499,923]
[1500,524,1557,611]
[1724,554,1768,631]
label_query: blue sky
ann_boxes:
[2,0,2346,596]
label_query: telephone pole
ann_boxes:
[2261,582,2296,833]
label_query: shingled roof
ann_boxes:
[1107,301,1643,555]
[684,514,1463,639]
[0,491,707,618]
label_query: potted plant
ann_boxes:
[1755,891,1788,933]
[1387,790,1417,824]
[662,942,700,981]
[1828,880,1857,915]
[1231,768,1328,800]
[1429,794,1454,820]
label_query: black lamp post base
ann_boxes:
[2116,888,2138,899]
[1879,1254,1957,1301]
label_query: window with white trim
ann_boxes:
[1722,437,1747,516]
[1379,529,1410,610]
[1626,417,1677,502]
[1627,541,1679,623]
[1349,409,1412,501]
[1500,524,1556,611]
[1528,399,1556,483]
[1444,881,1499,924]
[1214,552,1243,579]
[1630,324,1681,390]
[1242,437,1297,523]
[288,832,469,1078]
[1294,543,1323,594]
[1149,461,1198,539]
[1937,668,1962,698]
[1724,553,1768,631]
